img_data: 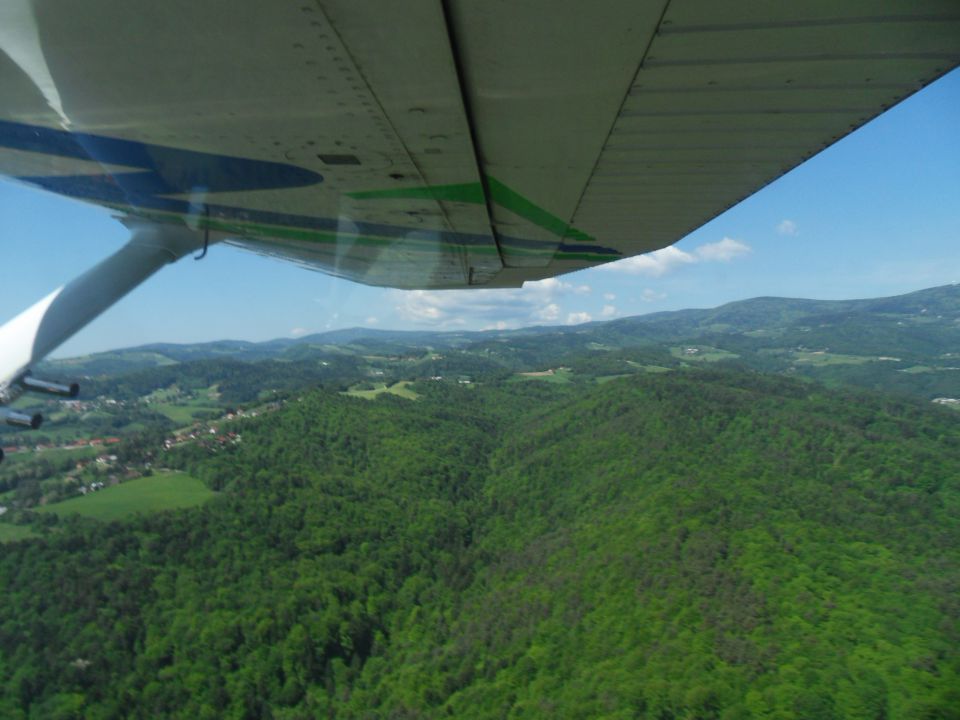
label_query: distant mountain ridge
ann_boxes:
[40,284,960,402]
[50,283,960,364]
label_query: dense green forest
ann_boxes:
[1,369,958,718]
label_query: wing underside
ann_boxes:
[1,0,958,289]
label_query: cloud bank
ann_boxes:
[392,277,593,330]
[389,237,749,329]
[599,237,751,276]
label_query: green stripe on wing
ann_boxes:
[347,177,595,242]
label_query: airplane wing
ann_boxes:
[0,1,958,426]
[3,1,958,289]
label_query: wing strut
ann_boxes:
[0,222,208,442]
[194,206,211,261]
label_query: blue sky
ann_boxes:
[1,69,957,358]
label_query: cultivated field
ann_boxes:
[37,472,215,522]
[0,524,38,543]
[345,381,419,400]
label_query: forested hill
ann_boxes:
[1,369,957,718]
[41,283,960,402]
[45,283,960,369]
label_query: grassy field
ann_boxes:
[1,422,87,445]
[0,524,38,543]
[344,381,419,400]
[37,472,215,522]
[791,351,872,366]
[144,387,181,403]
[513,368,574,384]
[152,402,220,425]
[670,346,740,362]
[144,384,223,425]
[0,444,98,467]
[626,361,673,373]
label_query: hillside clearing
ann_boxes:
[37,472,215,522]
[344,381,419,400]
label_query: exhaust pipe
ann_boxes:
[20,375,79,398]
[0,409,43,430]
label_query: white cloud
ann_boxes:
[393,291,445,322]
[365,316,378,325]
[776,219,799,236]
[482,321,509,331]
[603,292,616,301]
[641,288,666,302]
[391,277,588,329]
[566,311,592,325]
[537,303,560,322]
[290,327,309,338]
[600,305,617,318]
[599,245,696,276]
[694,237,751,262]
[599,237,751,276]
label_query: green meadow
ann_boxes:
[37,472,215,522]
[0,524,38,543]
[513,367,574,384]
[151,402,220,425]
[670,345,740,362]
[344,381,419,400]
[791,350,873,365]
